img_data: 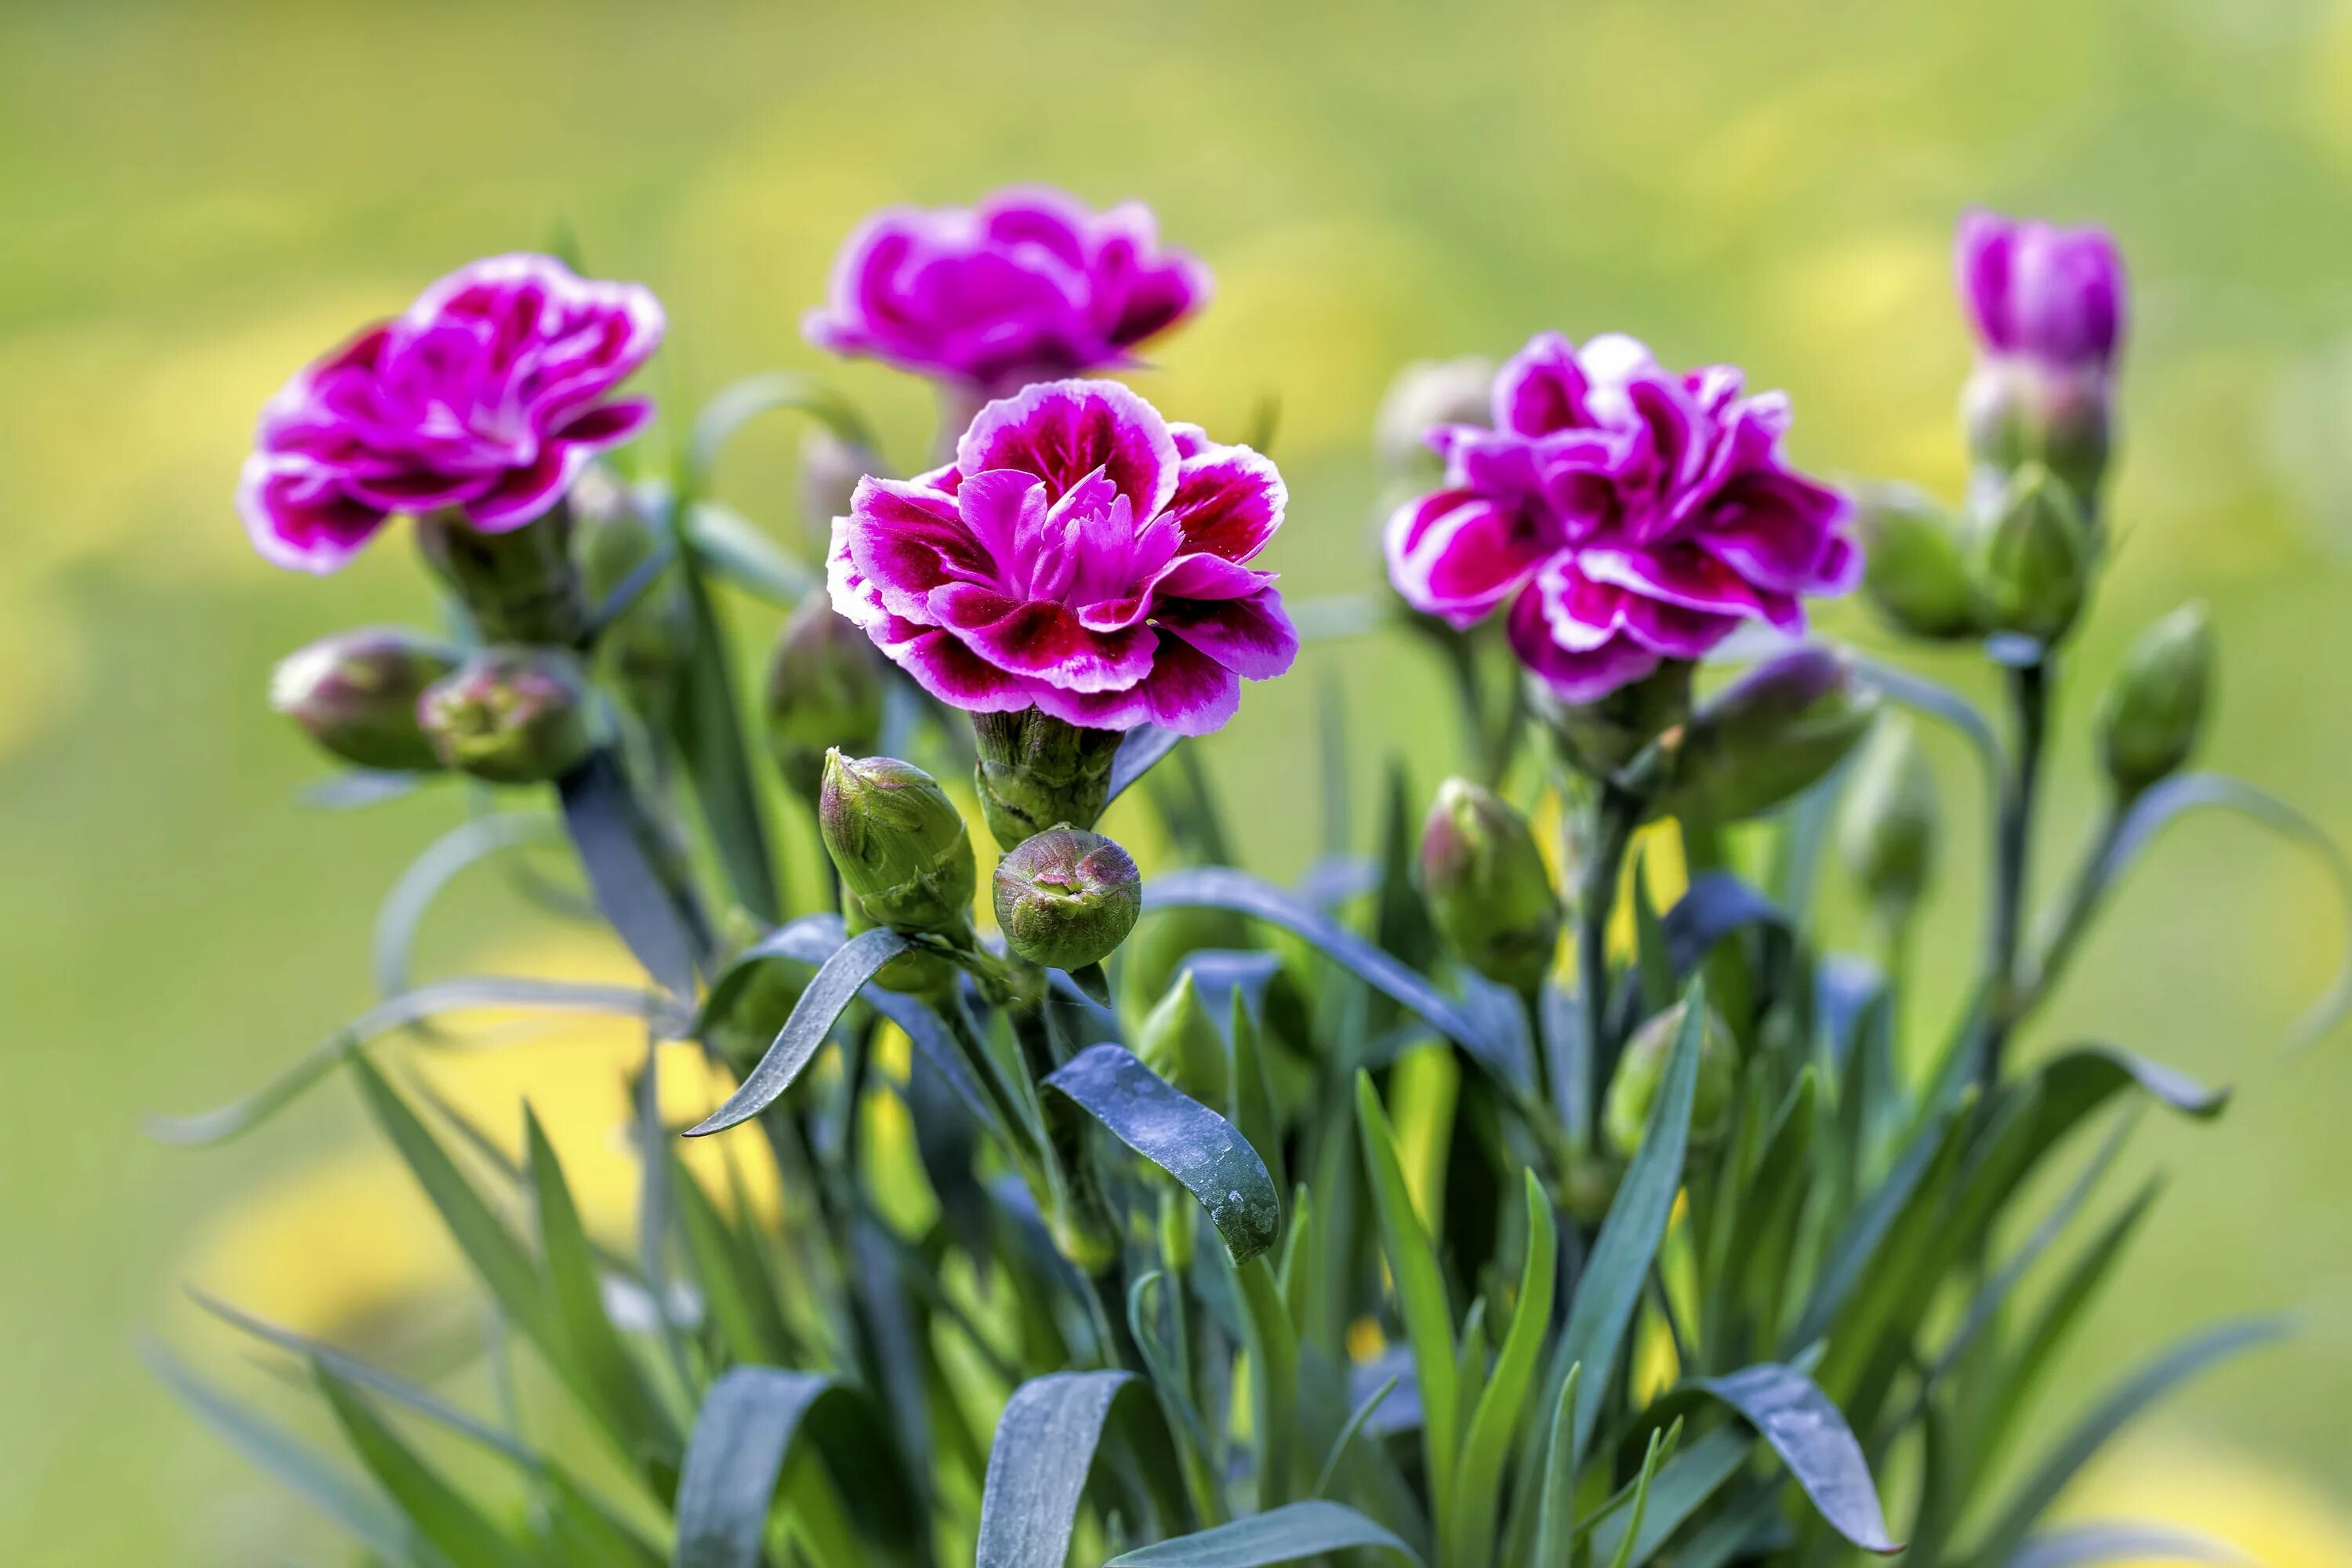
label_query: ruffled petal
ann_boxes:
[1153,586,1298,681]
[927,582,1158,693]
[1507,585,1662,704]
[956,378,1179,517]
[1385,488,1555,627]
[238,455,390,575]
[1578,542,1802,632]
[1493,331,1590,437]
[463,441,594,530]
[1694,470,1846,593]
[1163,441,1285,561]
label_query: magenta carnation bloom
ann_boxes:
[1385,332,1858,703]
[1956,209,2125,372]
[238,254,663,574]
[829,379,1294,735]
[804,187,1210,394]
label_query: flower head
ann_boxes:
[1385,332,1858,704]
[1956,209,2125,372]
[829,378,1297,736]
[239,254,663,574]
[804,187,1210,394]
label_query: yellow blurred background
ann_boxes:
[5,0,2352,1561]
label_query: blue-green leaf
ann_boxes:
[1587,1425,1749,1568]
[1044,1043,1280,1263]
[315,1363,534,1568]
[1107,724,1185,808]
[2005,1523,2247,1568]
[1694,1363,1898,1552]
[1148,868,1503,1062]
[687,371,876,480]
[374,811,565,999]
[976,1370,1167,1568]
[558,750,704,998]
[684,926,913,1137]
[673,1366,919,1567]
[1106,1501,1422,1566]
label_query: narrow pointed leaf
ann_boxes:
[558,750,704,998]
[1847,652,2002,808]
[694,913,844,1033]
[1452,1172,1558,1568]
[684,926,912,1136]
[1588,1425,1750,1568]
[1663,873,1788,978]
[306,768,426,810]
[374,811,564,996]
[1313,1375,1399,1501]
[1602,1425,1674,1568]
[1044,1044,1280,1261]
[1531,1364,1583,1568]
[1969,1319,2287,1568]
[687,370,876,477]
[1355,1073,1459,1531]
[975,1370,1160,1568]
[2005,1523,2247,1568]
[315,1365,534,1568]
[1149,868,1503,1062]
[1696,1363,1898,1552]
[1106,1501,1422,1566]
[143,1342,414,1565]
[1107,724,1186,808]
[673,1366,919,1567]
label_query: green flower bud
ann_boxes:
[1969,463,2089,645]
[1659,648,1879,824]
[765,598,886,803]
[1531,659,1695,781]
[1853,484,1981,641]
[572,467,691,720]
[1837,716,1937,919]
[417,648,593,785]
[1133,971,1231,1105]
[270,627,460,773]
[818,751,977,942]
[414,505,590,648]
[1418,779,1562,995]
[971,709,1125,850]
[1374,356,1494,473]
[2097,601,2214,800]
[1963,358,2114,514]
[992,827,1142,972]
[1603,1001,1736,1159]
[1560,1144,1621,1225]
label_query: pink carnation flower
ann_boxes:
[1956,209,2125,373]
[1385,332,1858,703]
[239,254,663,574]
[829,379,1295,736]
[804,187,1210,394]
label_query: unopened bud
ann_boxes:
[270,627,459,772]
[971,709,1125,850]
[1374,357,1495,473]
[1603,1001,1736,1158]
[800,428,882,532]
[417,648,593,785]
[2098,601,2213,800]
[1963,359,2114,510]
[1419,779,1562,994]
[1969,463,2089,644]
[1853,484,1980,641]
[1134,971,1231,1105]
[766,598,886,802]
[1661,647,1878,823]
[818,752,976,941]
[1838,717,1937,918]
[992,828,1142,971]
[571,466,691,720]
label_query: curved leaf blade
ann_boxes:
[975,1370,1138,1568]
[315,1364,534,1568]
[1044,1044,1280,1263]
[2005,1523,2247,1568]
[1695,1363,1899,1553]
[673,1365,920,1568]
[687,370,877,480]
[558,750,705,998]
[1107,724,1186,808]
[1662,873,1787,978]
[684,926,912,1137]
[1147,868,1503,1062]
[375,811,565,999]
[1106,1501,1422,1566]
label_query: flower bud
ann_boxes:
[1418,779,1563,995]
[417,648,593,785]
[571,466,692,720]
[1837,716,1937,919]
[1133,971,1231,1105]
[1853,484,1980,641]
[765,597,886,803]
[414,506,590,648]
[1658,648,1878,824]
[1531,659,1694,782]
[800,428,882,539]
[1962,359,2114,511]
[2097,601,2214,800]
[270,627,460,772]
[1374,357,1494,473]
[992,828,1142,971]
[1968,463,2089,644]
[1956,209,2125,506]
[818,751,977,941]
[1603,1001,1736,1159]
[971,709,1126,850]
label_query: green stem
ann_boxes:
[1577,785,1644,1123]
[2016,804,2125,1024]
[1233,1255,1299,1513]
[1981,655,2050,1091]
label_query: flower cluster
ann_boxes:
[1385,332,1858,702]
[804,186,1210,394]
[239,255,662,574]
[828,379,1296,735]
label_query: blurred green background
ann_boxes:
[7,0,2352,1562]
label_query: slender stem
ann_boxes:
[1981,656,2051,1090]
[1234,1255,1299,1512]
[1577,784,1643,1124]
[2016,805,2125,1024]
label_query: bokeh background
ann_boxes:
[7,0,2352,1562]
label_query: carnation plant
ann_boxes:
[155,195,2349,1568]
